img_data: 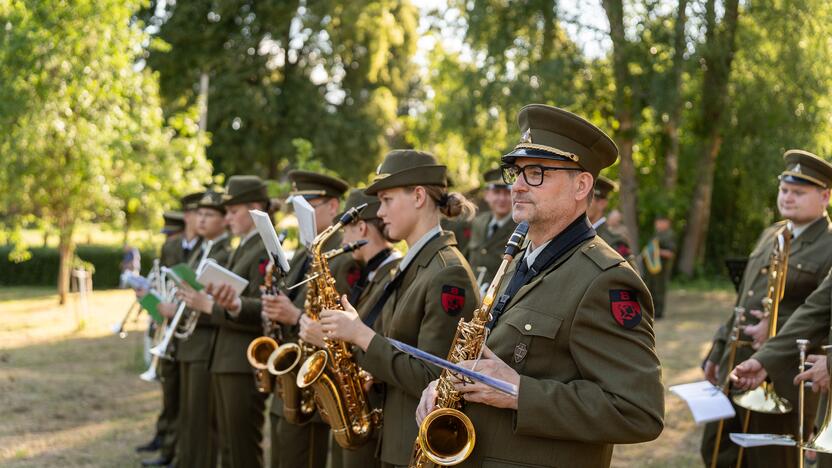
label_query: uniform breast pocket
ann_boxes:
[787,259,821,298]
[503,308,563,374]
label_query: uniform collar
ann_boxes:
[237,229,259,248]
[399,224,442,271]
[591,216,607,230]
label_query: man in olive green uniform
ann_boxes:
[588,175,632,260]
[260,170,358,468]
[642,215,675,319]
[140,192,203,467]
[417,104,664,468]
[465,168,517,290]
[702,150,832,468]
[732,267,832,468]
[300,189,401,468]
[181,176,271,468]
[174,191,232,468]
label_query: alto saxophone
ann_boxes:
[294,203,382,449]
[266,219,368,425]
[247,260,284,393]
[410,221,529,468]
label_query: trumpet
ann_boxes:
[140,322,166,382]
[801,344,832,456]
[733,223,793,467]
[150,245,215,360]
[114,260,161,338]
[709,306,748,468]
[410,221,529,467]
[173,240,216,340]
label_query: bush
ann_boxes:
[0,245,156,289]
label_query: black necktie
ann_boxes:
[487,221,499,239]
[487,214,596,329]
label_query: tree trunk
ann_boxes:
[663,0,688,192]
[602,0,641,254]
[677,0,740,276]
[57,215,75,305]
[617,118,640,253]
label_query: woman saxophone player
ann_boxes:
[298,189,402,468]
[317,150,480,468]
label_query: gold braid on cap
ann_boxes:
[512,143,580,163]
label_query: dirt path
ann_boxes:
[0,287,735,467]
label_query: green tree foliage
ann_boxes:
[0,0,212,303]
[142,0,419,182]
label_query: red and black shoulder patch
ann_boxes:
[441,285,466,316]
[258,258,269,276]
[609,289,641,329]
[346,265,361,288]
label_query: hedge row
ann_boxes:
[0,245,157,289]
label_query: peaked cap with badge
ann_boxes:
[453,105,663,467]
[288,170,349,200]
[594,175,618,199]
[343,188,381,221]
[222,175,270,207]
[181,191,205,212]
[197,190,227,214]
[162,211,185,234]
[502,104,618,178]
[364,149,447,195]
[484,167,510,190]
[779,149,832,189]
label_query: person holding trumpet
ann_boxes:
[702,150,832,468]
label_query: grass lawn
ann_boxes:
[0,285,736,467]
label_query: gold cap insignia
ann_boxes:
[793,163,802,173]
[200,195,212,204]
[520,129,532,144]
[376,164,383,175]
[222,193,233,201]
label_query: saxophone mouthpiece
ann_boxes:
[341,240,368,253]
[339,203,369,225]
[504,222,529,257]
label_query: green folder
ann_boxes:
[168,263,204,291]
[139,291,164,324]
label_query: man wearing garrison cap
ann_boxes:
[703,150,832,468]
[416,104,664,467]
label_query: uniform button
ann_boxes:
[798,263,803,269]
[588,244,596,249]
[748,290,754,297]
[761,268,768,274]
[524,324,532,331]
[480,248,487,255]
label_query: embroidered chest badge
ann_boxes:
[514,343,528,363]
[441,285,466,316]
[609,289,642,329]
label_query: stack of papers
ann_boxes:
[729,433,796,448]
[669,380,736,424]
[290,196,317,248]
[249,209,290,272]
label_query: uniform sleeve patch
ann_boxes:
[346,265,361,288]
[441,285,466,316]
[609,289,641,329]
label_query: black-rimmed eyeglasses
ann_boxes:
[501,164,583,186]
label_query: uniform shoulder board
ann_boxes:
[582,241,624,271]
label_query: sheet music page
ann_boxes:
[669,380,736,424]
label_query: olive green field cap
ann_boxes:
[222,175,270,206]
[342,188,381,221]
[181,192,204,212]
[365,149,447,195]
[162,211,185,234]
